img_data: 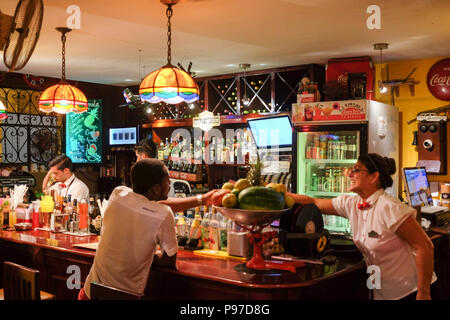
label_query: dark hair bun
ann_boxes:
[384,157,396,175]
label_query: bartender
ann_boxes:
[287,153,436,300]
[134,138,218,212]
[42,154,89,202]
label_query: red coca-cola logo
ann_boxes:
[427,58,450,101]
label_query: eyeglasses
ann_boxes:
[350,166,370,174]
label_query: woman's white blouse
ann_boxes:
[332,189,436,300]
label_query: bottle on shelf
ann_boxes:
[208,207,220,251]
[217,212,228,251]
[187,212,203,248]
[175,212,188,246]
[158,141,165,161]
[200,209,211,249]
[163,137,170,160]
[89,196,102,235]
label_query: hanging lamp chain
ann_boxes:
[61,32,66,81]
[166,4,174,65]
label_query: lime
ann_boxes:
[231,188,240,197]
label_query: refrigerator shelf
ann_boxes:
[304,159,357,164]
[305,191,356,197]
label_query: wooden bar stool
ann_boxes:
[90,282,142,300]
[0,261,55,300]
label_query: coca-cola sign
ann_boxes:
[427,58,450,101]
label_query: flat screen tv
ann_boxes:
[247,115,293,149]
[109,126,138,146]
[65,99,103,164]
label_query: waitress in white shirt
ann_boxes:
[287,153,435,300]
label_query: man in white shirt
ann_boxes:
[79,158,178,299]
[42,154,89,202]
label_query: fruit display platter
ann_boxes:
[213,206,291,227]
[214,205,298,273]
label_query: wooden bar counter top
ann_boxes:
[0,229,369,300]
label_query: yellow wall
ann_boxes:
[374,56,450,191]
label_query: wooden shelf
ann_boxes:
[142,112,291,128]
[209,163,250,167]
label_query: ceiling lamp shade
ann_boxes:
[39,27,87,114]
[140,65,199,104]
[38,83,88,114]
[139,0,199,105]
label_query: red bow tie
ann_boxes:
[358,202,371,210]
[59,183,66,188]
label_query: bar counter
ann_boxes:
[0,229,370,300]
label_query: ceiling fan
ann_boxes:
[0,0,43,72]
[380,65,420,97]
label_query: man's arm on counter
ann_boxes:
[286,192,338,215]
[153,251,177,269]
[158,189,219,213]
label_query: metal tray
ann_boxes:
[213,206,291,226]
[14,223,32,231]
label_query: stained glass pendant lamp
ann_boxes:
[0,98,7,121]
[39,27,88,114]
[139,0,199,105]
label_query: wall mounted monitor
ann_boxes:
[109,126,138,146]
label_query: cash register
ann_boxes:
[402,167,450,227]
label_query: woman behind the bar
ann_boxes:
[287,153,435,300]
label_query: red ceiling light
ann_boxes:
[38,28,87,114]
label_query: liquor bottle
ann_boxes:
[2,199,10,229]
[167,159,173,171]
[217,212,228,251]
[187,213,203,248]
[89,197,102,235]
[232,135,239,163]
[64,194,73,216]
[172,160,179,172]
[200,209,211,249]
[175,212,187,246]
[208,207,219,250]
[163,137,170,160]
[210,137,216,163]
[158,141,165,160]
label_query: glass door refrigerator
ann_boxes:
[292,100,399,236]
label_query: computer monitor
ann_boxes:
[247,115,293,150]
[402,167,433,207]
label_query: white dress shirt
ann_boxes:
[49,173,89,202]
[332,189,436,300]
[83,186,178,298]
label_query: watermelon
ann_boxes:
[238,186,285,210]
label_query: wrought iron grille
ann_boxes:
[0,88,63,166]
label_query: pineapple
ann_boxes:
[246,158,264,187]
